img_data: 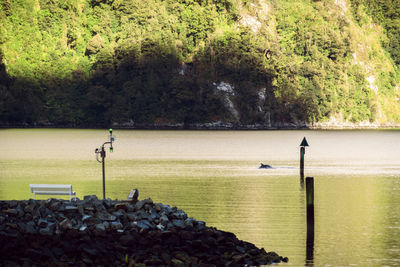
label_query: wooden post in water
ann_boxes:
[300,146,305,179]
[300,137,309,180]
[306,176,315,262]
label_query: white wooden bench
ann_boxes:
[29,184,76,200]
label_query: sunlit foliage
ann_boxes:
[0,0,399,126]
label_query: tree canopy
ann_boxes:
[0,0,399,127]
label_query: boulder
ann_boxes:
[127,189,139,202]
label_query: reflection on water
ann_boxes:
[0,129,400,266]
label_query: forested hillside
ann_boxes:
[0,0,399,127]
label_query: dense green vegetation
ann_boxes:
[0,0,399,127]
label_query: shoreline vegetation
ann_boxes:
[1,122,399,130]
[1,0,400,128]
[0,193,288,266]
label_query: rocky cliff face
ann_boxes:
[0,194,288,266]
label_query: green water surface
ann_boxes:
[1,129,400,266]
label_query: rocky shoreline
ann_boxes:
[1,120,400,130]
[0,192,288,266]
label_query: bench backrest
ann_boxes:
[29,184,76,200]
[29,184,73,193]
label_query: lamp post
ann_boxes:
[300,137,309,179]
[95,129,115,199]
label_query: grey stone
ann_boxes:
[6,223,18,229]
[16,205,24,217]
[185,218,195,228]
[134,220,153,230]
[135,200,146,210]
[48,222,56,231]
[3,209,18,215]
[64,205,78,212]
[83,247,97,256]
[136,210,150,220]
[111,221,123,230]
[25,222,37,234]
[160,214,169,225]
[39,227,52,235]
[84,195,98,202]
[82,214,92,221]
[103,221,110,230]
[97,212,116,221]
[60,218,72,230]
[84,216,102,224]
[102,199,113,208]
[49,201,61,211]
[112,210,124,218]
[127,189,139,202]
[95,223,106,232]
[156,223,165,231]
[196,221,206,229]
[172,209,187,220]
[126,212,139,221]
[38,219,48,228]
[114,202,130,211]
[78,205,84,214]
[174,251,190,263]
[172,219,185,229]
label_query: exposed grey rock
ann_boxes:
[3,209,18,215]
[126,212,139,221]
[82,214,92,221]
[97,212,116,221]
[102,221,110,231]
[184,218,195,228]
[172,219,185,229]
[38,218,48,228]
[127,189,139,202]
[60,218,72,230]
[156,223,165,231]
[39,227,52,235]
[172,209,187,220]
[134,220,153,230]
[111,221,123,230]
[49,200,61,211]
[135,200,146,210]
[94,223,106,232]
[115,202,132,211]
[64,205,78,212]
[84,195,99,202]
[160,214,169,225]
[25,221,36,234]
[112,210,124,218]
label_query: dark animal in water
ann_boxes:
[259,163,272,169]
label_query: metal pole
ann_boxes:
[101,146,106,199]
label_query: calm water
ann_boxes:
[0,129,400,266]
